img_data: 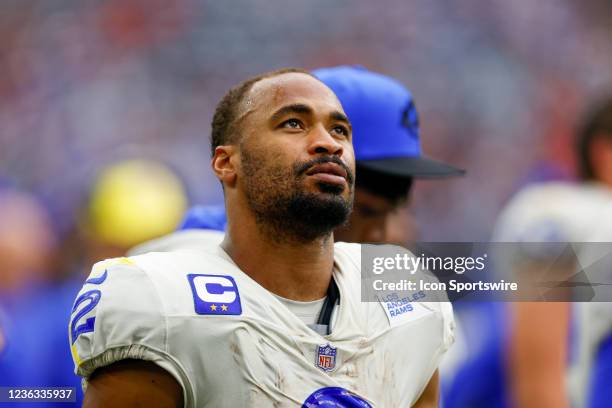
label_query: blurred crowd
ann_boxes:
[2,0,612,241]
[1,0,612,406]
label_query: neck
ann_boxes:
[222,199,335,301]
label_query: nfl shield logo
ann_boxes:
[315,344,337,372]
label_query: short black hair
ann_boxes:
[355,164,413,205]
[210,68,313,157]
[576,96,612,180]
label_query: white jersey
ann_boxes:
[493,181,612,407]
[70,242,454,408]
[493,182,612,243]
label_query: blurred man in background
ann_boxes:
[0,188,82,407]
[493,96,612,408]
[0,189,57,294]
[0,159,187,407]
[316,66,464,244]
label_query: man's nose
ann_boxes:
[307,125,344,156]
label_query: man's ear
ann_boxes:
[211,145,238,188]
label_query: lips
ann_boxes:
[305,162,348,180]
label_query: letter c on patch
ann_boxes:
[193,275,236,303]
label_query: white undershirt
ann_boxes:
[274,295,327,326]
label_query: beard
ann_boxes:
[240,146,354,244]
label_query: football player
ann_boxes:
[70,68,455,407]
[493,96,612,408]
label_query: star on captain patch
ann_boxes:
[315,344,337,372]
[210,305,217,311]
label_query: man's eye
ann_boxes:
[281,119,302,129]
[332,125,349,136]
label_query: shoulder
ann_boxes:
[128,229,224,255]
[69,257,167,377]
[333,242,453,333]
[493,182,598,242]
[499,182,585,220]
[333,242,409,280]
[69,255,203,404]
[333,241,361,263]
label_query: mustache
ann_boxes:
[294,156,354,185]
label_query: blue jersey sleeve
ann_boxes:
[588,333,612,408]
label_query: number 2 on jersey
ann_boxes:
[70,270,107,344]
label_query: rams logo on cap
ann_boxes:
[188,274,242,315]
[401,100,419,130]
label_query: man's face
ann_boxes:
[334,187,416,245]
[236,73,356,242]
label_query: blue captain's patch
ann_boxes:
[188,274,242,315]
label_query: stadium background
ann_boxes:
[1,0,612,406]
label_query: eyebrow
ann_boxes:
[330,111,351,130]
[269,103,352,130]
[270,104,313,124]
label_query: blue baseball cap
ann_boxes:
[313,66,464,178]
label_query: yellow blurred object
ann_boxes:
[88,159,188,248]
